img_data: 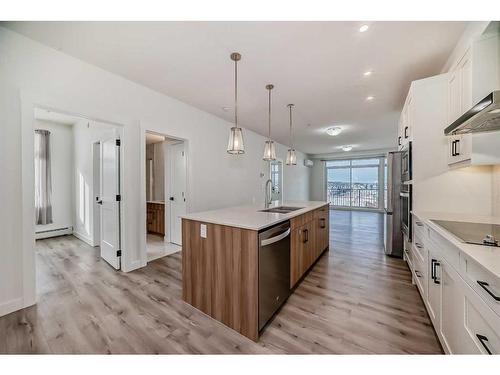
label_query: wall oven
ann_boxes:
[400,183,412,241]
[401,141,412,182]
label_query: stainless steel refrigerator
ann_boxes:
[384,151,403,257]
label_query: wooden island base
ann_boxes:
[182,203,330,341]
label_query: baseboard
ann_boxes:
[35,226,73,240]
[73,231,94,246]
[0,297,24,317]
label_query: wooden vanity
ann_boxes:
[181,202,330,341]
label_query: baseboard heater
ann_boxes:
[35,226,73,240]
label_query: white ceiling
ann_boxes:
[7,22,468,154]
[146,132,166,144]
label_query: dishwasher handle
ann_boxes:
[260,228,291,247]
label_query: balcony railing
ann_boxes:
[327,188,379,208]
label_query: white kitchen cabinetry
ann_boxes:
[410,214,500,354]
[446,33,500,167]
[397,93,413,150]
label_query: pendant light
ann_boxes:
[262,84,277,161]
[227,52,245,154]
[286,104,297,165]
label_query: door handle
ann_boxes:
[476,334,493,355]
[404,126,408,138]
[169,196,174,201]
[97,200,103,205]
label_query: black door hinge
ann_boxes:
[116,194,121,201]
[117,250,122,257]
[116,139,121,146]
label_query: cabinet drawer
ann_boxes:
[428,227,460,270]
[412,234,426,263]
[291,211,314,229]
[465,294,500,354]
[460,254,500,318]
[313,205,329,219]
[412,244,427,299]
[413,217,427,244]
[404,242,413,270]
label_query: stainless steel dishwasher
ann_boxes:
[258,220,291,331]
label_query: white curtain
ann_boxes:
[34,129,53,225]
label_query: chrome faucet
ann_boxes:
[265,179,273,208]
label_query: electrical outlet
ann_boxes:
[200,224,207,238]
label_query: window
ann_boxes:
[325,157,384,210]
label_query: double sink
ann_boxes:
[260,206,303,214]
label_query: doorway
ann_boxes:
[269,159,283,204]
[32,107,123,271]
[144,131,186,262]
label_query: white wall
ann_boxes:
[34,119,74,234]
[0,27,311,317]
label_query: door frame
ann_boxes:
[20,92,127,310]
[140,128,189,264]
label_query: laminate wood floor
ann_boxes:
[0,210,442,354]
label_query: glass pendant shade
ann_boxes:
[227,52,245,155]
[263,140,276,161]
[227,126,245,154]
[286,148,297,165]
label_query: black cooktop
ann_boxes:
[432,220,500,247]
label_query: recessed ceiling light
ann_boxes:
[359,25,369,33]
[342,145,353,152]
[326,126,342,136]
[366,96,374,101]
[363,71,372,77]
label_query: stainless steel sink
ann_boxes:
[260,206,304,214]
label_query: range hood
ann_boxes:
[444,90,500,135]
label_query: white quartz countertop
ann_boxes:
[181,201,329,231]
[147,201,165,204]
[413,210,500,281]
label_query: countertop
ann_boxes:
[181,201,329,231]
[413,210,500,281]
[147,201,165,205]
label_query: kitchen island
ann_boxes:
[181,201,330,341]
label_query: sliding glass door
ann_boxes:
[325,158,384,210]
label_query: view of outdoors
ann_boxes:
[326,158,383,209]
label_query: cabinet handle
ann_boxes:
[477,280,500,301]
[320,218,326,229]
[455,139,460,156]
[415,242,423,249]
[432,259,441,284]
[415,221,423,227]
[398,136,401,146]
[476,334,493,355]
[415,270,422,278]
[302,229,309,243]
[431,259,441,284]
[404,126,409,139]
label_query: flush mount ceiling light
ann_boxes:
[286,104,297,166]
[326,126,342,136]
[226,52,245,154]
[363,71,372,77]
[262,84,277,161]
[359,24,369,32]
[366,96,374,101]
[342,145,353,152]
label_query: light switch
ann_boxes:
[200,224,207,238]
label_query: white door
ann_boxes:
[169,142,186,245]
[100,137,121,269]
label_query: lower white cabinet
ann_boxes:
[409,216,500,354]
[426,249,441,328]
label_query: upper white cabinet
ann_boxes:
[446,33,500,167]
[397,92,413,149]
